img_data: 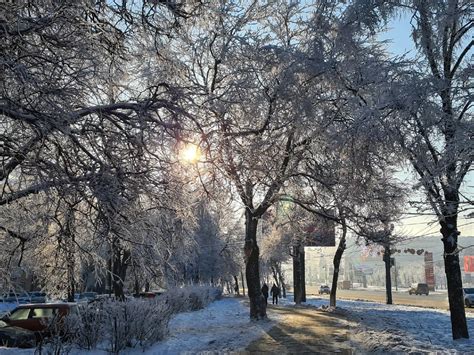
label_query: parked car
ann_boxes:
[29,292,47,304]
[134,292,157,299]
[0,293,20,303]
[319,285,331,295]
[0,291,46,304]
[463,288,474,307]
[17,292,32,304]
[77,292,97,302]
[0,303,77,347]
[408,283,429,295]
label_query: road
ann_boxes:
[305,286,474,312]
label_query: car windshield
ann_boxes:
[464,288,474,294]
[9,308,30,320]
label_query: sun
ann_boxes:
[180,143,201,163]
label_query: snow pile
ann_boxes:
[148,296,279,354]
[305,296,474,353]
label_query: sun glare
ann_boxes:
[180,143,201,163]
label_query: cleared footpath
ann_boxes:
[245,304,355,354]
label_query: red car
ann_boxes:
[0,303,77,347]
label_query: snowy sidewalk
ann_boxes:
[303,296,474,353]
[246,303,354,354]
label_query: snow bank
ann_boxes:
[0,294,275,354]
[140,297,279,354]
[304,296,474,353]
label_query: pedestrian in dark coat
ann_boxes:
[261,283,269,305]
[271,283,280,304]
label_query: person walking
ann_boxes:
[261,283,269,305]
[271,283,280,305]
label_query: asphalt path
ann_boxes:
[305,286,474,313]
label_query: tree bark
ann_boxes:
[293,243,304,304]
[112,243,130,301]
[233,275,240,295]
[383,245,393,305]
[271,265,279,287]
[272,263,286,298]
[330,222,346,307]
[65,209,76,302]
[241,271,245,297]
[301,246,306,302]
[441,213,469,339]
[277,264,286,298]
[244,210,266,319]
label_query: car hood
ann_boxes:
[0,325,36,348]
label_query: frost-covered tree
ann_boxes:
[0,1,203,298]
[171,1,321,319]
[345,0,473,339]
[186,199,241,287]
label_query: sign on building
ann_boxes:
[464,256,474,272]
[424,252,435,291]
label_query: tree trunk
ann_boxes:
[64,208,76,302]
[301,246,306,302]
[277,264,286,298]
[293,243,303,304]
[112,245,130,301]
[134,278,140,296]
[244,210,266,319]
[441,214,469,339]
[383,245,393,305]
[233,275,240,295]
[241,271,245,297]
[330,222,346,307]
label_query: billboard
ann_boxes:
[424,252,435,290]
[464,256,474,272]
[303,212,336,247]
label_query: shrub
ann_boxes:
[40,285,222,353]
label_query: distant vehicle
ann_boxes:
[135,292,157,299]
[408,283,429,295]
[0,303,77,347]
[77,292,98,302]
[17,293,31,304]
[319,285,330,295]
[0,293,20,303]
[29,292,47,304]
[463,288,474,307]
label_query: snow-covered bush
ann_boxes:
[42,286,222,353]
[163,285,222,313]
[63,298,173,353]
[67,302,106,350]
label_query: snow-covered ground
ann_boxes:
[144,297,279,354]
[304,295,474,353]
[0,297,280,354]
[2,295,474,354]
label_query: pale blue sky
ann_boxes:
[380,15,473,237]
